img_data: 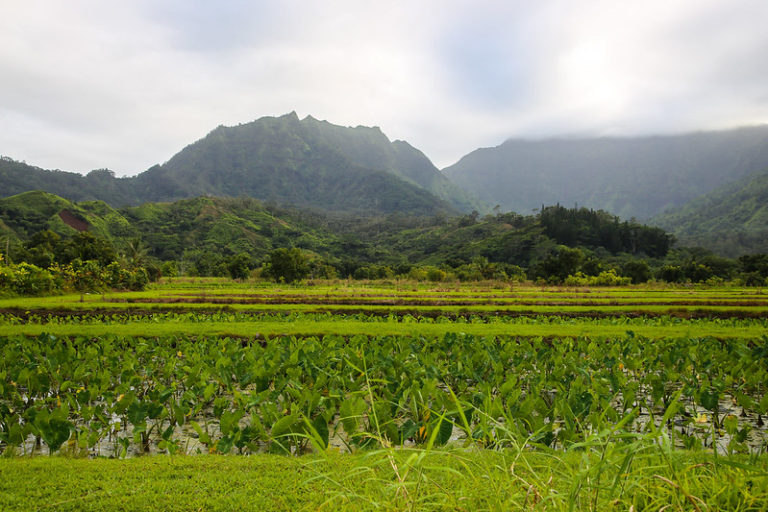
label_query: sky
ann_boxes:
[2,0,768,175]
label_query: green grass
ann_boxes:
[1,448,767,511]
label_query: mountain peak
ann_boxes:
[1,113,480,214]
[129,113,470,215]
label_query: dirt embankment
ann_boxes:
[2,308,767,321]
[58,210,89,232]
[107,296,768,307]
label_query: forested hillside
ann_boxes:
[5,190,760,286]
[443,126,768,220]
[0,192,338,274]
[653,168,768,256]
[4,120,768,253]
[0,157,136,205]
[1,114,477,216]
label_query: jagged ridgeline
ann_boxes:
[4,118,768,256]
[0,113,479,216]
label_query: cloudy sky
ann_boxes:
[2,0,768,175]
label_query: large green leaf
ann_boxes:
[126,400,148,426]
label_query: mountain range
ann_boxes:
[443,126,768,221]
[2,115,768,255]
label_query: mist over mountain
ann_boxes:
[442,126,768,220]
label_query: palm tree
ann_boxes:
[124,239,149,268]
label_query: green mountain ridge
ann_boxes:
[135,112,471,215]
[0,157,138,206]
[653,168,768,256]
[1,114,478,216]
[442,126,768,220]
[298,114,478,210]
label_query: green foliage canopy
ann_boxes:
[266,248,310,283]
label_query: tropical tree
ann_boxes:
[266,248,309,283]
[533,245,584,281]
[124,239,150,267]
[622,260,651,283]
[227,252,251,281]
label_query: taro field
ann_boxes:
[1,279,768,510]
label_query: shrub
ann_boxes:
[564,270,631,286]
[227,253,251,281]
[265,248,310,283]
[353,265,393,280]
[426,267,447,282]
[622,260,651,284]
[0,262,54,295]
[407,267,428,281]
[160,261,178,278]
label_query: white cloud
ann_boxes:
[1,0,767,174]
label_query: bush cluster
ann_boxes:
[0,254,148,297]
[564,270,632,287]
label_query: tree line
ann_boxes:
[2,204,768,294]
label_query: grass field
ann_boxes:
[2,449,767,511]
[1,279,767,510]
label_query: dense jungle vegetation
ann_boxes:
[1,191,767,295]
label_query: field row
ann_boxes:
[1,314,766,339]
[2,281,767,321]
[1,333,766,459]
[4,450,766,511]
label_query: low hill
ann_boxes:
[653,168,768,257]
[0,191,341,265]
[121,196,339,262]
[442,126,768,220]
[0,191,132,241]
[1,192,674,278]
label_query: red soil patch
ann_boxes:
[58,210,89,232]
